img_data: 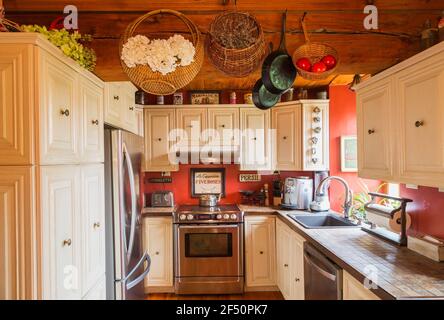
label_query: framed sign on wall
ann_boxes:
[191,168,226,197]
[341,135,358,172]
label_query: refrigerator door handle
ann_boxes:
[125,252,151,291]
[122,142,137,262]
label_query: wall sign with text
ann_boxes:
[239,174,261,182]
[191,168,226,197]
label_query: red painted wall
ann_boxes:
[144,164,312,206]
[328,85,381,211]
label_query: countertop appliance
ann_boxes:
[173,204,244,294]
[281,177,313,210]
[104,129,151,300]
[151,190,174,207]
[304,243,342,300]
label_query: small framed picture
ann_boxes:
[190,91,220,105]
[341,135,358,172]
[191,168,225,197]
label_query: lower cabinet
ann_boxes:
[276,219,305,300]
[142,217,174,292]
[244,216,276,289]
[40,165,105,300]
[343,270,380,300]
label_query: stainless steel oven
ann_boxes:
[173,205,244,294]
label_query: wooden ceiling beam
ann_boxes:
[4,0,444,12]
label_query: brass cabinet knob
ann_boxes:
[155,251,160,255]
[295,278,300,282]
[253,137,257,141]
[368,129,375,134]
[93,222,101,229]
[220,124,226,128]
[283,136,287,140]
[415,120,424,127]
[259,251,264,255]
[129,106,134,111]
[284,264,289,267]
[63,239,72,247]
[91,119,99,125]
[60,109,70,117]
[157,138,162,141]
[113,95,119,100]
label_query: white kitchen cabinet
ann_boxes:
[240,108,271,171]
[143,217,173,291]
[244,216,276,289]
[83,275,106,300]
[104,81,137,133]
[80,77,104,163]
[343,271,380,300]
[122,86,137,132]
[356,79,395,181]
[80,164,105,296]
[276,219,305,300]
[272,104,302,170]
[176,107,207,146]
[40,166,82,300]
[135,107,144,137]
[144,108,178,172]
[395,54,444,187]
[207,108,239,146]
[40,52,80,165]
[301,101,329,171]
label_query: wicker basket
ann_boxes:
[292,20,339,81]
[206,11,266,77]
[120,9,204,95]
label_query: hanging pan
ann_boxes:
[261,10,296,94]
[252,78,281,110]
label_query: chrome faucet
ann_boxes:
[311,176,353,219]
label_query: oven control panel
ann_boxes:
[178,213,239,221]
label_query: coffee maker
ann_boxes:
[281,177,313,210]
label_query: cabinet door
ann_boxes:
[122,84,137,132]
[357,80,394,180]
[80,164,105,296]
[240,109,271,171]
[143,217,173,289]
[80,78,104,163]
[272,105,302,170]
[302,103,329,171]
[0,44,34,165]
[290,233,305,300]
[276,219,293,299]
[104,82,123,128]
[343,271,380,300]
[396,57,444,187]
[41,166,81,300]
[207,108,239,146]
[40,53,79,164]
[0,166,37,300]
[245,216,276,288]
[144,108,178,172]
[135,107,144,137]
[176,108,207,146]
[82,275,106,300]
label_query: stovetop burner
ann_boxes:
[174,204,243,224]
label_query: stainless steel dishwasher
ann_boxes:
[304,243,343,300]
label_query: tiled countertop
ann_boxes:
[141,204,444,299]
[242,205,444,299]
[142,206,176,216]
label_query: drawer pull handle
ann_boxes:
[93,222,101,229]
[295,278,300,282]
[113,95,119,100]
[63,239,72,247]
[368,129,375,134]
[60,109,70,117]
[415,120,424,128]
[91,119,99,125]
[284,264,289,267]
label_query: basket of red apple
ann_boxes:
[292,20,338,80]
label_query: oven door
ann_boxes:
[176,224,243,277]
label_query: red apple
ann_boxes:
[311,61,327,73]
[296,58,312,71]
[321,55,337,70]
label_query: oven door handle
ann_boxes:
[178,224,239,229]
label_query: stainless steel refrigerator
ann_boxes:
[104,128,150,300]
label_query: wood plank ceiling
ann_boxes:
[4,0,444,90]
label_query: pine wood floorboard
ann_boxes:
[146,291,284,300]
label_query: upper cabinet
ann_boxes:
[355,41,444,188]
[176,107,207,147]
[356,79,394,181]
[144,108,178,172]
[0,44,34,166]
[240,108,271,171]
[208,108,239,146]
[104,82,140,135]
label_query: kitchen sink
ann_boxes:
[288,213,359,229]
